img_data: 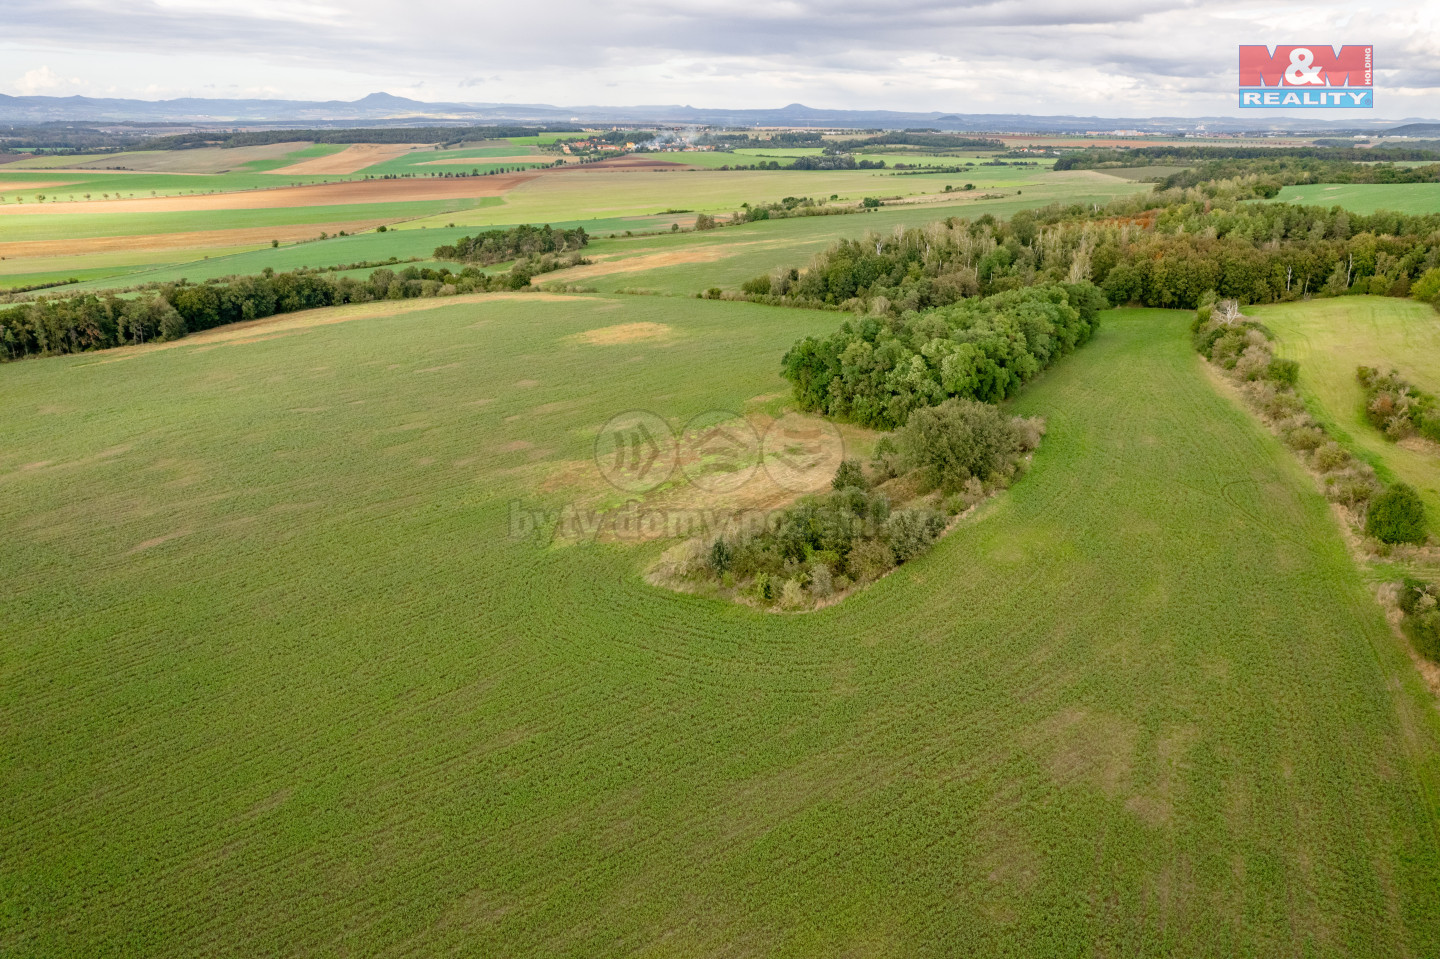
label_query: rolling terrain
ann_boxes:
[3,290,1439,955]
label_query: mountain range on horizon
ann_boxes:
[1,90,1436,134]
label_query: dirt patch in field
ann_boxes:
[268,143,426,176]
[0,220,392,258]
[0,180,79,194]
[0,170,541,216]
[541,241,768,283]
[573,322,673,345]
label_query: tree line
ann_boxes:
[432,224,589,265]
[736,192,1440,315]
[1053,144,1440,169]
[1,251,586,361]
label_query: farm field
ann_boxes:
[0,160,1150,293]
[1272,183,1440,215]
[3,290,1439,954]
[1255,296,1440,534]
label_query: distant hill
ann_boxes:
[0,91,1435,133]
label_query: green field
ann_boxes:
[3,293,1439,954]
[1271,183,1440,215]
[1255,296,1440,533]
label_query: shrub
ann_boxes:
[809,563,834,599]
[847,539,896,582]
[1265,357,1300,386]
[709,537,733,573]
[882,508,947,562]
[1311,441,1350,473]
[895,398,1026,493]
[778,578,808,609]
[1366,483,1428,544]
[740,275,772,296]
[832,458,867,490]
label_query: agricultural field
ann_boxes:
[0,155,1150,294]
[3,282,1440,953]
[1255,296,1440,535]
[1271,183,1440,214]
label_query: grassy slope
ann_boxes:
[1271,183,1440,215]
[1,299,1438,955]
[1254,296,1440,531]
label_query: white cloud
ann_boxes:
[13,66,67,95]
[1,1,1436,116]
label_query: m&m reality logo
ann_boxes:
[1238,45,1373,108]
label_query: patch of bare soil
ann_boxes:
[0,220,391,258]
[267,143,426,176]
[572,322,672,345]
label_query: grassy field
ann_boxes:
[2,291,1438,955]
[0,165,1150,293]
[1254,296,1440,533]
[1271,183,1440,215]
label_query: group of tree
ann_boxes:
[780,283,1105,429]
[736,191,1440,315]
[0,252,585,360]
[1053,144,1440,170]
[432,224,589,265]
[687,400,1042,608]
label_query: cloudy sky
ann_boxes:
[4,0,1438,117]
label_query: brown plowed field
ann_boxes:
[0,171,542,216]
[267,143,427,176]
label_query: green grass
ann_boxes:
[2,297,1438,955]
[1271,183,1440,215]
[1253,295,1440,531]
[1,199,489,244]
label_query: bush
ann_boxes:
[883,508,947,562]
[809,563,833,599]
[1265,357,1300,386]
[1366,483,1428,544]
[1311,441,1350,473]
[832,458,867,490]
[1413,267,1440,304]
[847,539,896,582]
[778,578,808,609]
[895,398,1026,493]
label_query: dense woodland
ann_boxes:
[740,193,1440,314]
[780,284,1105,428]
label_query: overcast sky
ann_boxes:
[4,1,1437,117]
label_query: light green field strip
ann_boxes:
[0,198,489,243]
[1,300,1437,954]
[400,167,1144,231]
[1255,296,1440,533]
[1272,183,1440,215]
